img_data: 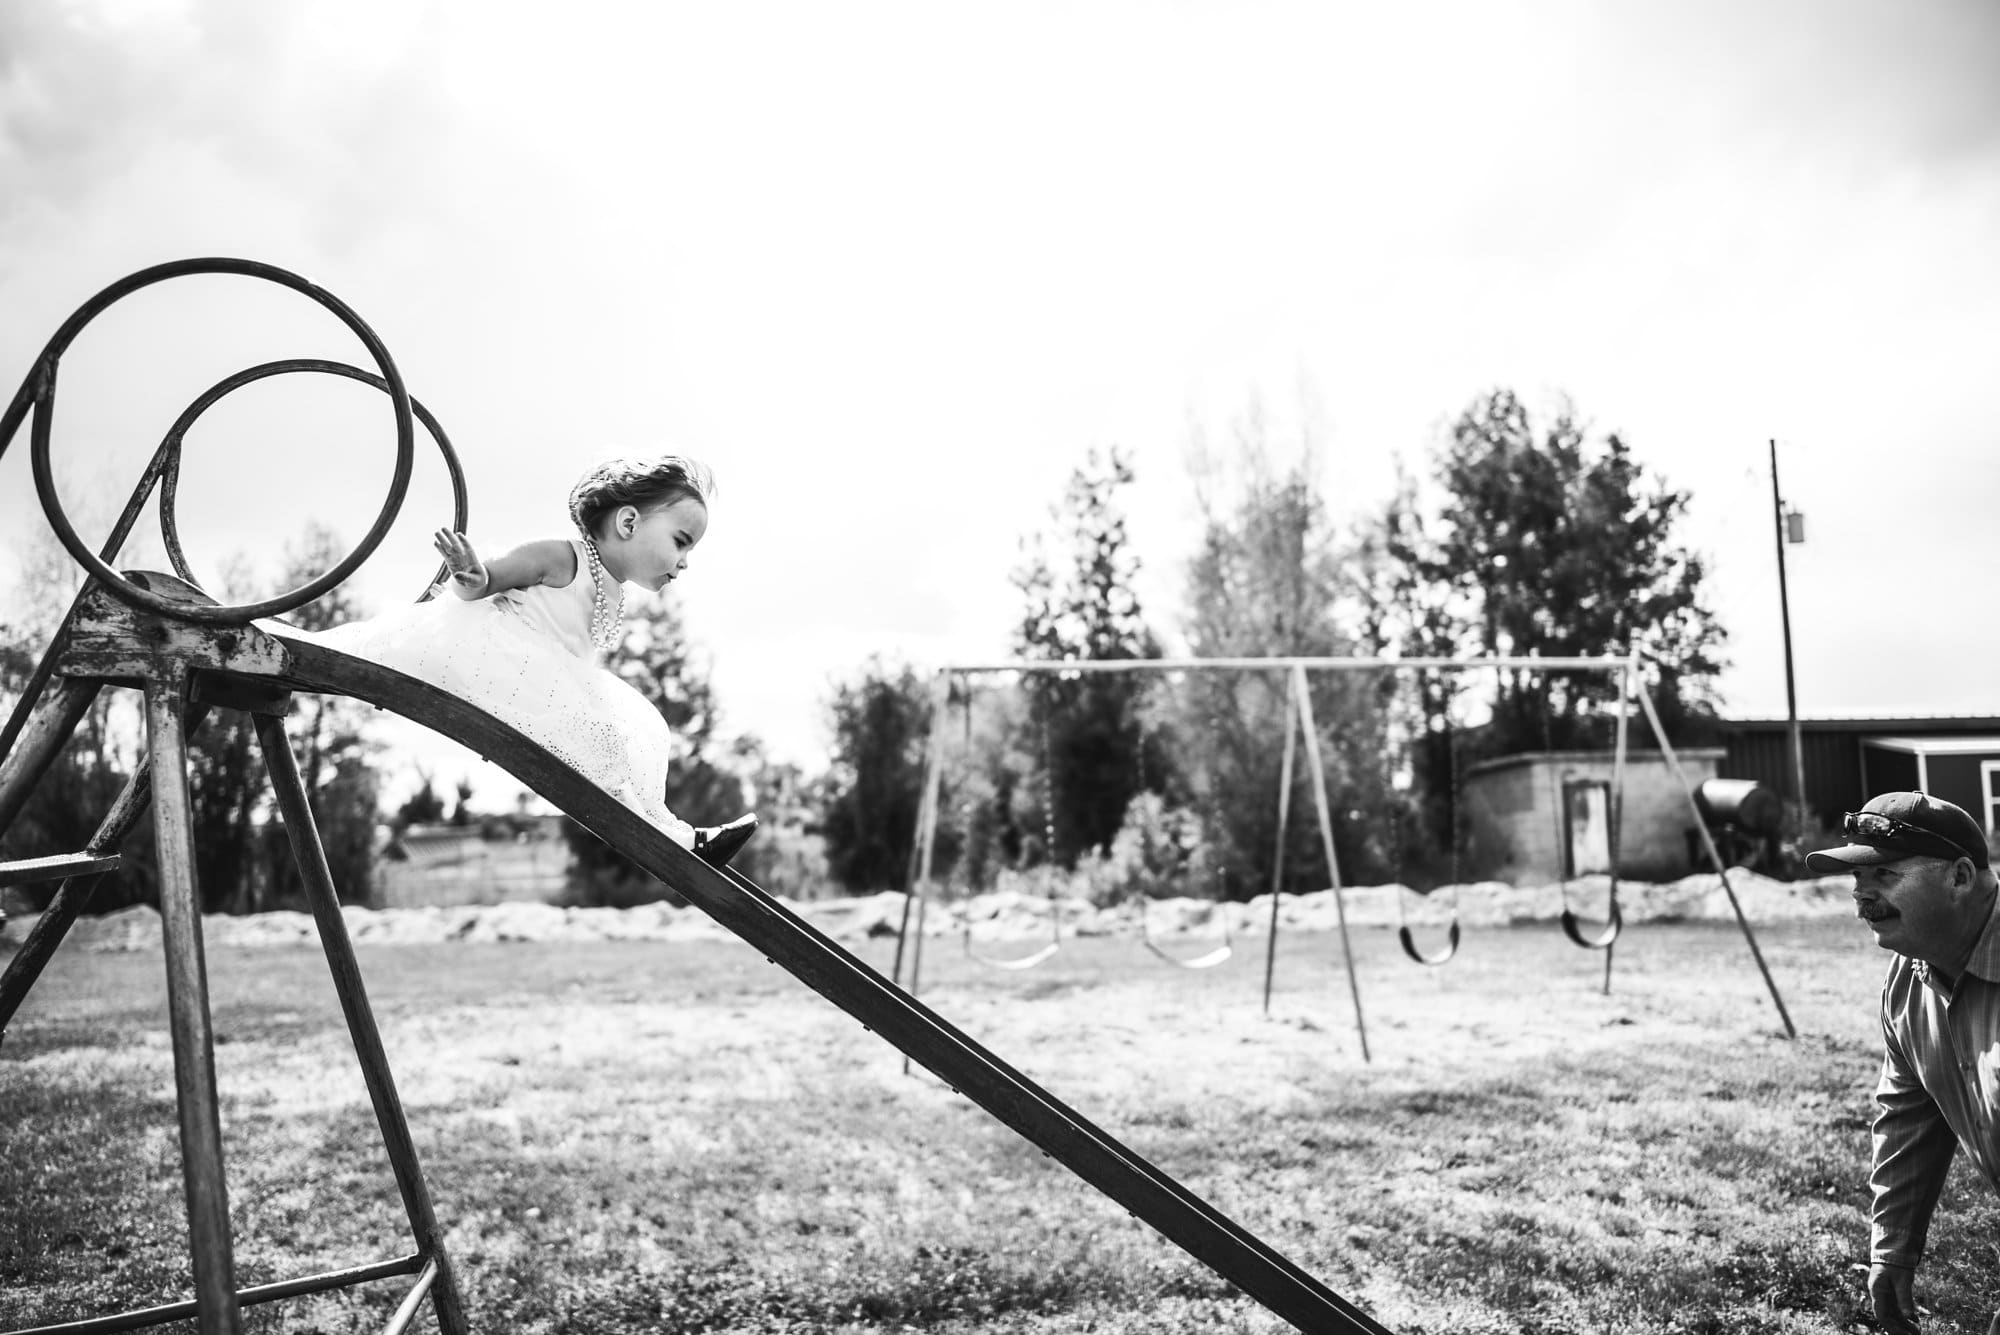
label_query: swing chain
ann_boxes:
[1394,666,1459,967]
[1038,684,1061,871]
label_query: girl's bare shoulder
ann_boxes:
[523,537,582,587]
[490,537,580,589]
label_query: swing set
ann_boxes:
[893,655,1796,1064]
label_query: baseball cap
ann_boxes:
[1804,791,1991,872]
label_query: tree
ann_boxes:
[0,515,393,915]
[0,617,148,912]
[934,681,1032,892]
[608,592,746,827]
[0,523,158,913]
[184,692,263,914]
[563,592,748,902]
[1349,463,1481,885]
[819,658,932,894]
[251,523,382,910]
[1010,445,1160,866]
[1179,408,1404,892]
[395,771,448,828]
[1368,388,1726,759]
[725,738,831,898]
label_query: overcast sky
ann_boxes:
[4,1,1997,805]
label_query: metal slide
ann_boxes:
[251,620,1390,1335]
[3,257,1390,1332]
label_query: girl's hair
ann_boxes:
[568,455,715,536]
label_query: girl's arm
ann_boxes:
[433,530,579,601]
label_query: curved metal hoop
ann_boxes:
[1560,900,1623,951]
[155,359,469,605]
[24,257,416,623]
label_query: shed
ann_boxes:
[1856,736,2000,833]
[1459,748,1724,885]
[1715,716,2000,834]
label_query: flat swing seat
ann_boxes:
[1142,938,1233,971]
[971,939,1062,971]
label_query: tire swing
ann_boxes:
[1132,677,1234,972]
[962,678,1064,972]
[1391,669,1460,967]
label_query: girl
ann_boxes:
[317,455,757,867]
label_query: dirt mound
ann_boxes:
[0,869,1859,954]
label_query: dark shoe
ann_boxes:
[694,813,759,868]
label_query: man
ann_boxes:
[1807,791,2000,1334]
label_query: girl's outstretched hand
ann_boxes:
[434,528,490,598]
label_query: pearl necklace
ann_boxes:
[579,535,626,651]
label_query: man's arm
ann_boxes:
[1869,1008,1960,1332]
[1871,1022,1959,1267]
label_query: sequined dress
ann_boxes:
[301,538,695,847]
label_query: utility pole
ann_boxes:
[1769,439,1808,827]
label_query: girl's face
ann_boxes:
[604,496,708,591]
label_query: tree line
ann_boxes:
[817,388,1724,903]
[0,388,1724,914]
[0,525,382,916]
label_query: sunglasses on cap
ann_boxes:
[1841,810,1978,862]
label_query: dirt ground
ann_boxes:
[11,885,1965,1334]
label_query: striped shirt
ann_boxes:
[1870,892,2000,1266]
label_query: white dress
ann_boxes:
[302,538,696,847]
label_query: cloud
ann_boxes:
[1611,0,2000,183]
[0,0,459,261]
[0,2,194,224]
[5,0,1997,762]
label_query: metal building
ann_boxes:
[1715,716,2000,834]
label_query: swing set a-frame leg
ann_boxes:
[1632,683,1798,1040]
[1290,664,1372,1063]
[1260,669,1299,1017]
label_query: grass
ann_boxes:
[3,915,1998,1333]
